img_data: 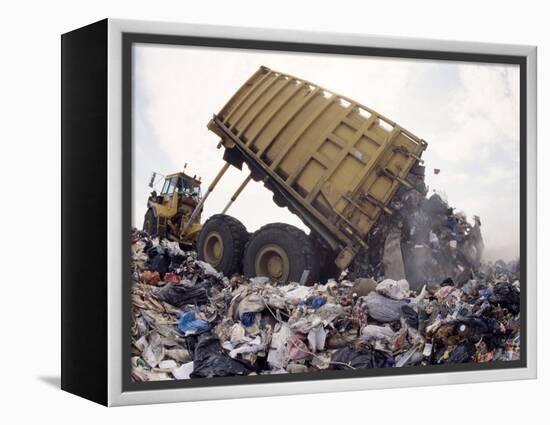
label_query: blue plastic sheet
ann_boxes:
[178,310,210,334]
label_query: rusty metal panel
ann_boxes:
[211,66,427,263]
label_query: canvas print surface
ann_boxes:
[129,43,521,384]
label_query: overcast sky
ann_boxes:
[132,44,520,262]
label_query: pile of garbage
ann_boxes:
[130,226,521,382]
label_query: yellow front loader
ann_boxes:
[142,170,204,245]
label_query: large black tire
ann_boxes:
[243,223,320,285]
[197,214,249,276]
[143,208,158,237]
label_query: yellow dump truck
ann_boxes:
[148,66,427,284]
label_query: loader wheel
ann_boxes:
[243,223,320,285]
[197,214,249,276]
[143,208,158,237]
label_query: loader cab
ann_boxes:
[160,173,202,199]
[144,170,203,241]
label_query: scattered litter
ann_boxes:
[131,227,521,382]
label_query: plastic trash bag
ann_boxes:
[447,341,476,363]
[307,325,327,352]
[190,334,252,378]
[287,335,310,360]
[488,282,520,315]
[351,278,377,297]
[148,246,171,277]
[222,336,263,359]
[361,324,395,342]
[453,316,503,345]
[267,323,293,370]
[331,346,388,369]
[364,292,406,322]
[141,332,165,368]
[196,260,223,278]
[156,283,209,307]
[401,305,419,329]
[237,294,265,315]
[376,278,410,300]
[178,310,210,335]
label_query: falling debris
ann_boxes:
[131,224,521,382]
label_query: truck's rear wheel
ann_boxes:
[243,223,320,284]
[197,214,248,276]
[143,208,158,237]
